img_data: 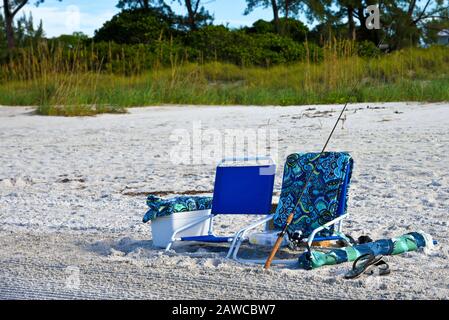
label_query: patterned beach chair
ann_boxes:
[227,152,354,264]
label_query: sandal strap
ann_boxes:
[345,253,376,279]
[352,253,375,270]
[374,259,391,276]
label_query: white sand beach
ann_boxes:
[0,102,448,299]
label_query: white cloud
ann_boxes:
[21,4,117,37]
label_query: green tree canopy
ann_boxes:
[245,18,309,42]
[94,7,179,44]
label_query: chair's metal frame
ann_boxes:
[164,156,275,252]
[225,214,348,265]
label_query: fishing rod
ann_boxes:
[264,21,393,270]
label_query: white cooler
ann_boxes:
[151,209,212,248]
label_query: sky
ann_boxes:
[21,0,276,38]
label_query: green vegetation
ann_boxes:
[1,42,447,115]
[1,1,448,115]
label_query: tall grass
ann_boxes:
[0,40,448,115]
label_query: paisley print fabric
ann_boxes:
[273,152,353,238]
[143,195,213,223]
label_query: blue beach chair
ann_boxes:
[226,152,354,265]
[163,156,277,253]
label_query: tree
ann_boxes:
[0,12,7,54]
[94,7,178,44]
[245,0,328,34]
[3,0,29,49]
[15,11,44,46]
[0,10,43,56]
[2,0,60,50]
[117,0,212,31]
[422,9,449,45]
[337,0,449,48]
[245,17,309,42]
[116,0,163,9]
[330,0,360,40]
[171,1,212,30]
[245,0,282,33]
[382,0,449,48]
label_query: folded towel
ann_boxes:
[143,195,213,223]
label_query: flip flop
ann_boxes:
[344,253,385,279]
[365,258,391,276]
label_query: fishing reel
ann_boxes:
[287,230,304,250]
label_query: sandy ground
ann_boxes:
[0,102,448,300]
